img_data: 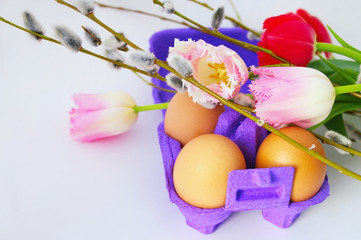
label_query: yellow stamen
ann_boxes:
[207,62,230,86]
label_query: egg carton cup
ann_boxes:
[151,28,329,234]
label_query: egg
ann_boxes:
[173,134,246,209]
[164,93,225,146]
[256,126,327,202]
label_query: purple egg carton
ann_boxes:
[157,110,329,234]
[150,28,329,233]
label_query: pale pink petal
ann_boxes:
[168,39,249,104]
[72,92,136,110]
[250,67,335,128]
[70,107,138,142]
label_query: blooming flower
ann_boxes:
[258,13,316,66]
[168,39,249,104]
[249,67,335,128]
[70,92,138,142]
[296,9,332,58]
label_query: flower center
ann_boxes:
[207,62,230,86]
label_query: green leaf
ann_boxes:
[336,94,361,103]
[317,54,356,84]
[328,25,361,55]
[324,114,348,137]
[329,72,355,85]
[308,59,360,77]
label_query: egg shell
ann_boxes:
[164,93,225,146]
[173,134,246,209]
[256,126,327,202]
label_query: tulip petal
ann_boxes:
[250,67,335,128]
[70,107,138,142]
[73,92,136,110]
[263,13,306,32]
[297,9,332,58]
[169,39,248,104]
[258,13,316,66]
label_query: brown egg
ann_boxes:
[164,93,225,146]
[256,126,326,202]
[173,134,246,209]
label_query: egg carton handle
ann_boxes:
[225,167,295,211]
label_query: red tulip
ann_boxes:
[297,9,332,58]
[258,13,316,66]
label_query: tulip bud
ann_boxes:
[258,13,316,66]
[70,92,138,142]
[249,67,336,128]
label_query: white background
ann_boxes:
[1,0,361,239]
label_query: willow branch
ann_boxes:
[94,2,197,29]
[187,0,261,37]
[56,0,142,50]
[312,132,361,157]
[0,16,165,82]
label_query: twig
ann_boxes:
[187,0,261,37]
[94,2,197,29]
[312,132,361,157]
[228,0,241,23]
[132,71,176,93]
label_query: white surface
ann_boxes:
[0,0,361,239]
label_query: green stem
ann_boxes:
[316,42,361,63]
[153,0,290,64]
[332,83,361,100]
[335,84,361,95]
[133,102,169,112]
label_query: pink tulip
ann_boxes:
[249,67,335,128]
[168,39,249,104]
[70,92,138,142]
